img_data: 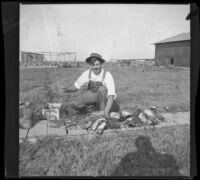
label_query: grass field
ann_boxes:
[19,64,190,176]
[20,64,190,113]
[19,124,190,176]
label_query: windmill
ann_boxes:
[49,6,78,64]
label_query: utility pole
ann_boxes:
[42,6,53,54]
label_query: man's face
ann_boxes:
[90,59,102,74]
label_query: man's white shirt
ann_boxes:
[74,69,117,99]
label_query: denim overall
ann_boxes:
[88,69,107,93]
[60,69,119,117]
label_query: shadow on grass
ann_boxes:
[111,135,181,176]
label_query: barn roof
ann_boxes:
[154,32,190,44]
[21,51,44,56]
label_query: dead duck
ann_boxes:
[110,112,121,119]
[92,117,106,131]
[96,121,107,134]
[121,110,132,119]
[143,109,160,125]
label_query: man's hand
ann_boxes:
[103,95,114,119]
[62,87,71,93]
[103,109,110,119]
[97,110,109,119]
[62,86,78,93]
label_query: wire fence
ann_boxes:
[20,51,78,67]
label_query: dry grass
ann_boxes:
[20,65,190,113]
[19,124,190,176]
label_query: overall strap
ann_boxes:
[89,69,92,80]
[89,69,106,81]
[102,70,107,82]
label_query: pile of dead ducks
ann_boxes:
[65,107,166,135]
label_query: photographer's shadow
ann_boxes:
[111,135,181,176]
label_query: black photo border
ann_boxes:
[2,2,199,179]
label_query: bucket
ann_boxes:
[42,103,63,120]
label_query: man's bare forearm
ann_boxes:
[104,95,114,115]
[63,85,78,93]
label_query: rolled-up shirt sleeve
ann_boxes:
[74,70,89,89]
[104,72,117,99]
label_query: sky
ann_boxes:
[20,4,190,61]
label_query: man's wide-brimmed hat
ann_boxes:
[85,53,105,64]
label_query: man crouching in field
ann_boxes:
[62,53,120,118]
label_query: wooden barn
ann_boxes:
[21,51,44,66]
[154,32,190,67]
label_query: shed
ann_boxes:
[21,51,45,66]
[154,32,190,67]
